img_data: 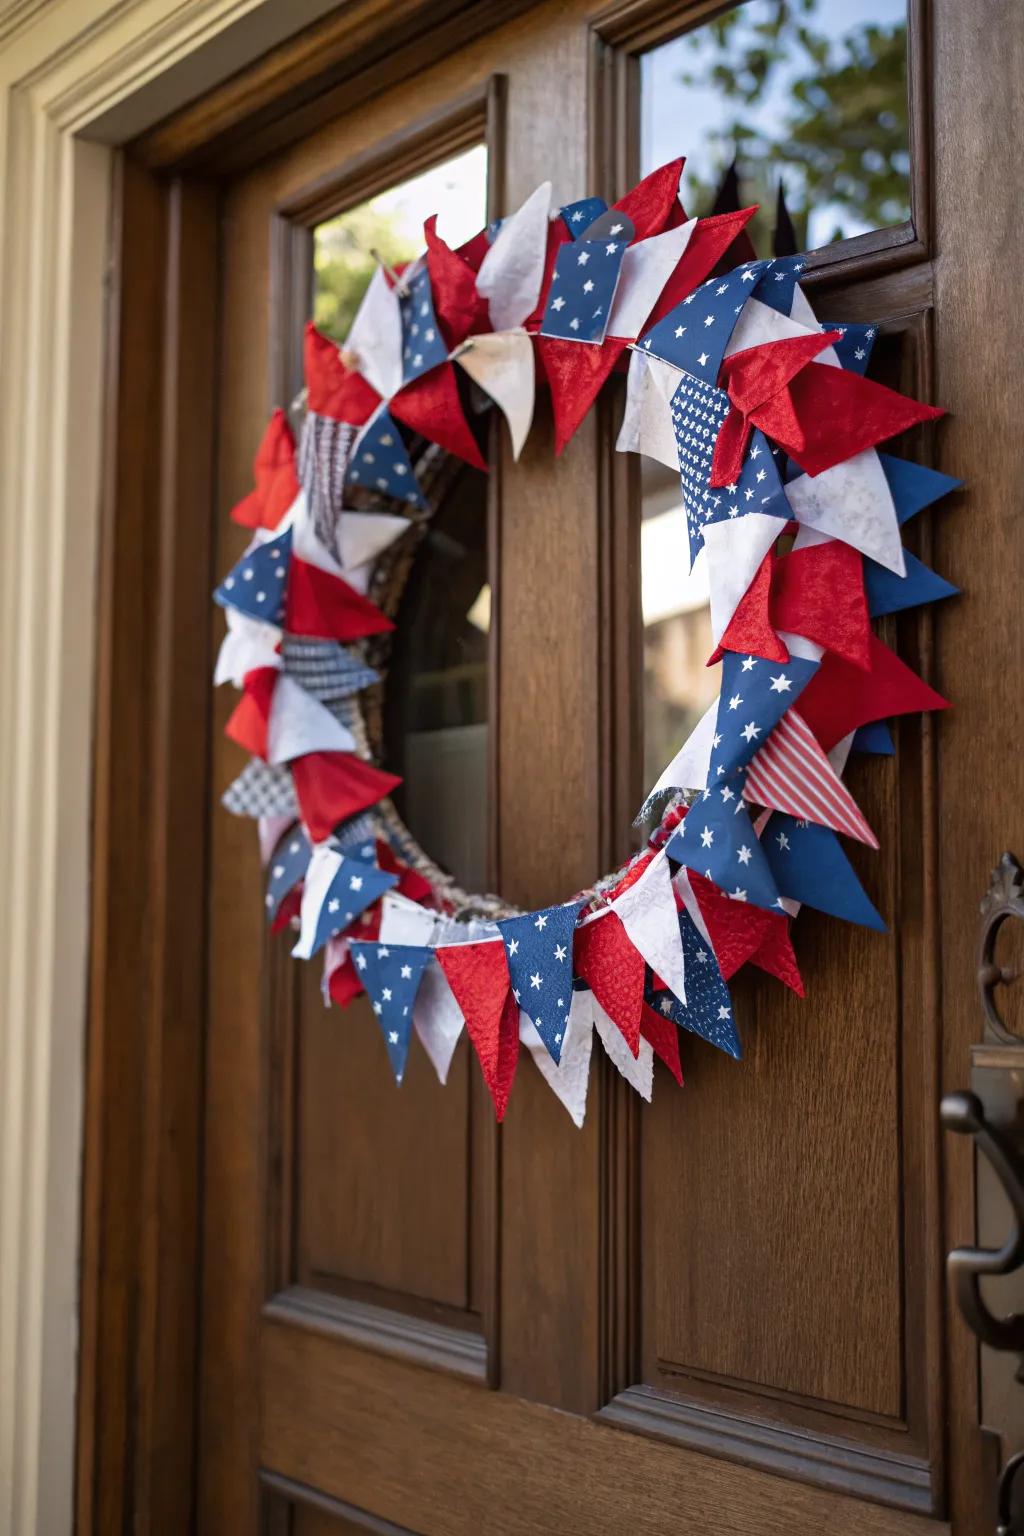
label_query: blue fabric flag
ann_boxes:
[308,854,398,956]
[541,208,634,345]
[645,909,741,1059]
[709,651,820,780]
[639,260,768,378]
[749,253,808,315]
[851,720,895,755]
[280,637,380,702]
[865,548,959,618]
[878,452,961,526]
[666,778,782,911]
[825,321,877,375]
[349,940,433,1083]
[346,408,426,507]
[762,814,886,930]
[399,266,449,383]
[214,526,292,625]
[559,197,607,236]
[265,824,311,923]
[497,901,583,1063]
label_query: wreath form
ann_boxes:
[213,156,957,1125]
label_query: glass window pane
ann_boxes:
[311,147,489,890]
[640,0,910,255]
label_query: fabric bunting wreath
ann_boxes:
[213,155,958,1126]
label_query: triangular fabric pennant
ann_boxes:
[347,407,426,507]
[424,215,487,350]
[291,751,402,843]
[304,323,382,424]
[264,825,312,923]
[573,910,645,1056]
[645,907,740,1058]
[540,206,634,346]
[496,901,582,1064]
[864,548,958,617]
[336,511,411,571]
[435,940,519,1120]
[339,274,403,404]
[607,217,697,340]
[744,707,877,847]
[224,666,278,759]
[797,633,949,753]
[785,449,905,575]
[762,814,886,930]
[590,992,655,1100]
[636,695,718,820]
[223,756,297,820]
[519,1002,594,1128]
[878,452,961,525]
[611,849,686,1007]
[640,207,759,335]
[685,869,800,990]
[827,321,877,375]
[413,959,465,1085]
[642,261,772,379]
[266,672,356,765]
[852,719,895,755]
[455,329,535,460]
[666,777,782,911]
[748,253,809,315]
[349,940,433,1083]
[284,555,394,642]
[280,636,380,702]
[559,197,608,235]
[214,527,293,625]
[711,547,788,663]
[712,329,841,486]
[231,410,300,531]
[615,349,682,472]
[769,537,872,669]
[292,846,399,958]
[703,512,787,642]
[476,181,552,332]
[398,261,452,382]
[708,650,820,780]
[534,334,629,455]
[390,362,487,471]
[214,608,282,688]
[610,157,684,241]
[639,1002,684,1085]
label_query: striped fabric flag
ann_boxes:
[743,708,877,848]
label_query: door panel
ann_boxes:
[191,0,1002,1531]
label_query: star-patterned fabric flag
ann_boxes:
[265,825,312,923]
[826,321,877,375]
[645,907,741,1059]
[398,266,449,383]
[708,651,820,782]
[349,940,433,1083]
[559,196,608,236]
[496,900,582,1064]
[762,814,886,930]
[666,780,782,911]
[540,209,635,345]
[346,407,426,507]
[292,847,399,959]
[638,260,770,378]
[214,527,292,625]
[749,253,807,315]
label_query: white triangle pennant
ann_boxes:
[785,449,906,576]
[475,181,552,332]
[214,607,281,687]
[412,959,465,1085]
[608,216,697,339]
[616,349,682,472]
[455,328,535,460]
[725,295,819,358]
[612,848,686,1005]
[520,1002,594,1127]
[702,511,783,644]
[337,511,410,572]
[592,993,654,1100]
[292,844,343,959]
[344,265,403,401]
[267,673,356,765]
[640,694,718,810]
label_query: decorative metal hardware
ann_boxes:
[942,854,1024,1534]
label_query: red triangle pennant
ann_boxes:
[642,207,759,333]
[748,917,804,995]
[573,910,645,1056]
[534,336,629,455]
[611,157,684,241]
[771,538,871,670]
[285,556,394,641]
[710,548,789,664]
[689,873,804,995]
[435,941,519,1120]
[711,331,840,486]
[424,214,488,350]
[328,952,364,1009]
[797,632,949,752]
[390,361,487,470]
[640,1002,684,1085]
[231,410,300,530]
[304,323,381,425]
[224,665,278,759]
[524,221,573,331]
[375,838,435,905]
[291,751,402,843]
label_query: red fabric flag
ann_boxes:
[797,632,949,752]
[535,335,629,456]
[375,838,435,905]
[292,752,402,843]
[710,547,789,664]
[611,157,684,241]
[390,361,487,470]
[285,556,394,642]
[328,952,364,1008]
[640,1002,684,1085]
[573,911,645,1057]
[523,221,573,331]
[747,915,804,996]
[224,665,278,759]
[231,410,300,530]
[435,941,519,1120]
[304,323,381,425]
[424,215,488,349]
[271,886,302,935]
[770,538,871,669]
[642,207,758,333]
[711,331,841,486]
[687,871,802,994]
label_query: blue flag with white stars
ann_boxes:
[666,778,782,911]
[825,321,877,376]
[349,940,433,1083]
[399,267,450,383]
[559,197,607,237]
[346,408,426,507]
[639,260,769,379]
[668,373,790,567]
[877,452,962,526]
[496,901,583,1064]
[307,854,398,956]
[265,825,311,923]
[541,208,634,345]
[644,909,741,1060]
[214,525,292,625]
[749,253,808,315]
[709,651,820,781]
[762,814,886,930]
[864,548,958,618]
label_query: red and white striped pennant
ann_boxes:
[744,708,878,848]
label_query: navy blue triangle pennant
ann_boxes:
[644,909,741,1059]
[559,197,607,236]
[666,778,782,911]
[541,208,634,345]
[825,321,877,375]
[346,408,426,507]
[214,526,292,625]
[709,652,820,780]
[851,720,895,755]
[878,452,961,526]
[266,825,312,923]
[399,266,450,383]
[750,253,808,315]
[497,901,583,1063]
[639,260,768,379]
[349,940,433,1083]
[865,548,959,618]
[762,814,886,930]
[308,854,399,956]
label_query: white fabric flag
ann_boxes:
[788,284,842,368]
[608,216,697,339]
[520,1002,594,1127]
[337,510,410,571]
[592,994,654,1101]
[725,294,819,357]
[785,449,906,576]
[640,695,718,807]
[702,511,784,644]
[292,844,343,959]
[267,673,356,765]
[344,266,403,401]
[412,960,465,1084]
[214,607,281,687]
[280,489,347,578]
[455,328,535,460]
[378,890,438,944]
[476,181,551,332]
[616,349,682,471]
[612,848,686,1005]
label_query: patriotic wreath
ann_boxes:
[213,155,958,1125]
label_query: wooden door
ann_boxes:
[115,0,1020,1532]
